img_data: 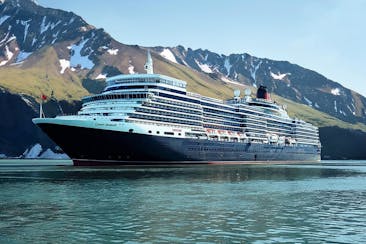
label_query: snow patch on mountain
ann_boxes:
[351,102,356,110]
[0,45,13,66]
[331,88,340,96]
[347,105,356,115]
[31,36,37,46]
[204,53,209,61]
[160,48,177,63]
[249,60,262,83]
[15,51,32,63]
[7,35,16,44]
[40,16,51,34]
[70,39,94,69]
[304,96,313,106]
[51,30,59,44]
[59,59,70,74]
[0,33,17,46]
[4,45,13,60]
[80,26,88,32]
[180,58,188,66]
[128,64,135,74]
[107,48,118,55]
[0,32,10,45]
[0,15,10,26]
[20,19,31,43]
[270,71,290,80]
[96,73,106,79]
[334,100,337,112]
[50,20,61,30]
[195,60,212,73]
[20,95,33,107]
[221,76,244,86]
[224,58,232,76]
[233,71,238,80]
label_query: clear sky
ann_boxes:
[38,0,366,96]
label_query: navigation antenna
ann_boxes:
[144,49,154,74]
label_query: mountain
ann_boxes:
[0,0,366,159]
[152,47,366,124]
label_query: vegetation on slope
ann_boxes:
[1,43,365,135]
[0,47,88,102]
[273,95,366,132]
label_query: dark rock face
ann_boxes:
[320,127,366,160]
[0,89,81,157]
[0,90,45,156]
[0,0,88,52]
[0,0,113,69]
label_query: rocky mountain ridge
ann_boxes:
[153,46,366,124]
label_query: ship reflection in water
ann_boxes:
[1,160,366,243]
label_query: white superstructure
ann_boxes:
[74,52,319,148]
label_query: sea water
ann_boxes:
[0,160,366,243]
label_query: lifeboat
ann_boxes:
[269,134,278,143]
[278,136,285,144]
[285,137,291,145]
[206,128,216,134]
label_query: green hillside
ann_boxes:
[0,47,88,101]
[0,44,365,134]
[273,95,366,132]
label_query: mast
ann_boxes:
[39,94,47,118]
[144,49,154,74]
[39,100,44,118]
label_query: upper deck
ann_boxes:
[106,74,187,89]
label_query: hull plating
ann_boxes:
[36,123,321,165]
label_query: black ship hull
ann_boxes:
[36,123,321,166]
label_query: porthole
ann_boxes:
[129,129,134,133]
[148,130,152,133]
[157,131,160,134]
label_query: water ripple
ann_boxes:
[1,161,366,242]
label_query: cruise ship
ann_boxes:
[33,51,321,165]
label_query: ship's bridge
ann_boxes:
[105,74,187,91]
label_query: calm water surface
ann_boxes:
[1,160,366,243]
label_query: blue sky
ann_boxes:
[38,0,366,96]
